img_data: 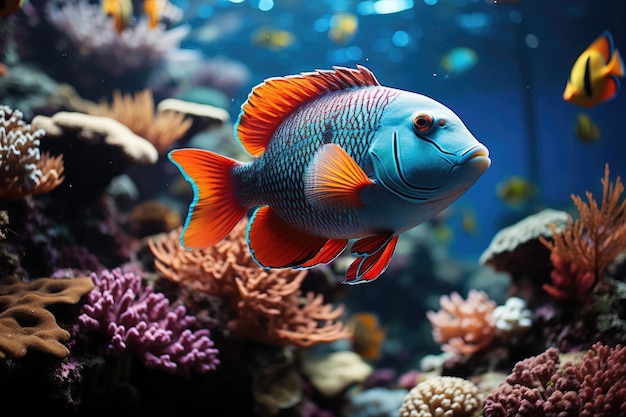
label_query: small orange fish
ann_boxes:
[563,30,625,108]
[0,0,22,18]
[102,0,133,34]
[144,0,162,29]
[347,313,386,361]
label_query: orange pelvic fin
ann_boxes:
[247,206,331,268]
[300,238,349,268]
[168,148,248,249]
[305,144,373,210]
[236,66,380,157]
[344,233,398,284]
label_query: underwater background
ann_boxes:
[1,0,626,415]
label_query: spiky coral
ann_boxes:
[148,219,351,347]
[89,89,192,154]
[0,106,64,200]
[540,164,626,301]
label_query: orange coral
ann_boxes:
[89,89,193,154]
[148,219,351,347]
[540,163,626,289]
[426,290,496,355]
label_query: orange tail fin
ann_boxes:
[168,149,248,249]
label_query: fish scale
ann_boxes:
[233,86,399,237]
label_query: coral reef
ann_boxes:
[426,290,496,355]
[76,268,220,377]
[0,105,64,200]
[399,376,482,417]
[0,275,93,359]
[301,350,373,397]
[88,89,193,154]
[148,219,351,347]
[483,342,626,417]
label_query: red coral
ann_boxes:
[484,343,626,417]
[542,252,596,303]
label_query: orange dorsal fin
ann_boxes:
[247,206,330,268]
[607,47,625,77]
[344,233,398,284]
[168,149,248,249]
[300,238,349,268]
[236,65,380,157]
[304,144,374,210]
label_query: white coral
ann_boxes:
[493,297,533,344]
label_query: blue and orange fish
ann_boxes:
[563,30,625,108]
[169,66,490,285]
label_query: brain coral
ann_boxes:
[399,376,482,417]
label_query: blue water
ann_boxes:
[180,0,626,261]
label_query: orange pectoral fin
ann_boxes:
[304,143,374,210]
[168,149,248,249]
[344,234,398,284]
[247,206,330,268]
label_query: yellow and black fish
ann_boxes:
[563,30,625,108]
[574,112,601,143]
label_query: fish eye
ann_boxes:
[413,113,434,133]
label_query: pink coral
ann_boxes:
[426,289,496,354]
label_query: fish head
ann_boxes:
[369,90,490,205]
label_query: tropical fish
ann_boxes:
[563,30,625,108]
[440,47,478,75]
[251,27,296,51]
[0,0,22,17]
[144,0,162,29]
[168,66,490,285]
[574,112,601,143]
[347,312,386,361]
[102,0,133,34]
[329,12,359,44]
[496,175,536,208]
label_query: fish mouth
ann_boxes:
[458,144,491,170]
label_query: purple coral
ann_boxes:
[77,268,219,377]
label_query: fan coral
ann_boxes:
[540,164,626,292]
[426,290,496,354]
[399,376,482,417]
[483,343,626,417]
[0,105,64,200]
[77,268,219,377]
[148,219,351,347]
[0,275,93,359]
[89,89,192,154]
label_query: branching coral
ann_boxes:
[0,275,93,359]
[148,219,351,347]
[0,105,64,200]
[89,89,192,154]
[426,290,496,354]
[76,268,219,377]
[540,164,626,301]
[483,343,626,417]
[399,376,482,417]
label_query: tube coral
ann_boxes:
[77,268,219,377]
